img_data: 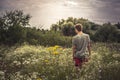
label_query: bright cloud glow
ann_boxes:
[65,0,78,6]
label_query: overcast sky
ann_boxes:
[0,0,120,29]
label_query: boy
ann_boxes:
[72,24,91,70]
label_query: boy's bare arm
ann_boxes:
[87,42,91,56]
[72,45,76,58]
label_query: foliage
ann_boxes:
[0,43,120,80]
[94,23,120,42]
[25,27,72,47]
[115,22,120,29]
[50,17,120,43]
[50,17,99,37]
[61,22,76,36]
[0,10,31,45]
[0,10,120,46]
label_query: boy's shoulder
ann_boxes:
[73,35,79,39]
[83,33,89,36]
[82,33,90,39]
[73,33,90,39]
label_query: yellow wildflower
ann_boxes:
[53,47,57,51]
[54,45,60,48]
[44,60,49,63]
[59,47,63,51]
[53,51,59,55]
[47,47,53,52]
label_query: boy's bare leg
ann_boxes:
[74,66,82,79]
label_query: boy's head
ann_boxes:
[74,24,83,33]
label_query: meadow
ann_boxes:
[0,43,120,80]
[0,10,120,80]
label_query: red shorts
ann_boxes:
[74,57,88,67]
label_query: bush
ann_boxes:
[93,23,120,42]
[25,29,72,47]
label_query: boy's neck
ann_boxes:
[77,31,83,35]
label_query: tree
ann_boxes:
[50,24,59,32]
[2,10,31,27]
[115,22,120,29]
[90,22,100,31]
[50,17,99,37]
[66,17,74,23]
[58,19,65,25]
[94,23,119,42]
[7,25,26,44]
[0,10,31,45]
[61,22,76,36]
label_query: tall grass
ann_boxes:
[0,43,120,80]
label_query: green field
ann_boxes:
[0,43,120,80]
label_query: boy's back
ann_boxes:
[72,33,90,58]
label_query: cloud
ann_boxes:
[63,0,78,7]
[0,0,120,28]
[86,0,120,23]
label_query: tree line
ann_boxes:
[51,17,120,42]
[0,10,120,46]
